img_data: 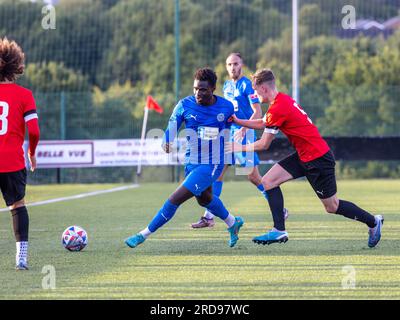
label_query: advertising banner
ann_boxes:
[25,139,184,168]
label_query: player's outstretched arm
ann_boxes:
[243,131,274,152]
[232,115,265,130]
[227,131,274,153]
[233,103,262,141]
[249,102,262,120]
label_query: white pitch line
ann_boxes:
[0,184,139,212]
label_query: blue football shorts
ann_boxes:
[182,164,225,196]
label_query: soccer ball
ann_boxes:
[62,226,88,252]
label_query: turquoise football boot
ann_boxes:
[253,229,289,245]
[125,233,146,248]
[227,216,244,247]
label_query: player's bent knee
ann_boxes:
[196,191,213,207]
[247,171,260,184]
[9,199,25,210]
[322,196,339,214]
[325,208,336,214]
[261,176,277,190]
[196,197,211,207]
[324,203,338,214]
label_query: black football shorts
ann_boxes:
[0,169,27,206]
[278,151,337,199]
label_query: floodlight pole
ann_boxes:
[57,91,66,184]
[174,0,181,183]
[175,0,180,103]
[292,0,300,103]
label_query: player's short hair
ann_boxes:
[194,67,217,88]
[0,37,25,82]
[227,52,243,62]
[252,69,275,87]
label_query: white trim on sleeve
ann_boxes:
[24,113,38,123]
[264,127,279,135]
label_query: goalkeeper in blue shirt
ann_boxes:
[125,68,244,249]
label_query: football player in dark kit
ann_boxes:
[228,69,383,247]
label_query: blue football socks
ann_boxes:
[148,200,179,232]
[204,196,229,220]
[213,181,223,197]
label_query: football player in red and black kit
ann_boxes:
[229,69,383,248]
[0,38,40,270]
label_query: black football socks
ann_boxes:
[264,187,286,231]
[11,206,29,266]
[336,200,376,228]
[11,206,29,242]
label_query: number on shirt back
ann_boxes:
[293,102,312,124]
[0,101,9,135]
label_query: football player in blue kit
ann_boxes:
[191,53,288,228]
[125,68,244,249]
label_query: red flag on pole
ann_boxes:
[146,95,163,114]
[137,95,163,178]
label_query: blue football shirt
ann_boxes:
[164,95,234,165]
[223,76,260,129]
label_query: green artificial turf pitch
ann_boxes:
[0,180,399,299]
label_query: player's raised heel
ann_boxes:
[125,233,146,248]
[253,230,289,245]
[368,215,384,248]
[227,216,244,247]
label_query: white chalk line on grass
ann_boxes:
[0,184,139,212]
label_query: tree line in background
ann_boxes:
[1,0,400,180]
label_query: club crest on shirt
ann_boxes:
[263,112,273,124]
[217,113,225,122]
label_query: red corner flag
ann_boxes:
[146,95,163,114]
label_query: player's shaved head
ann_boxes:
[0,37,25,82]
[226,53,243,81]
[226,52,243,62]
[252,69,276,88]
